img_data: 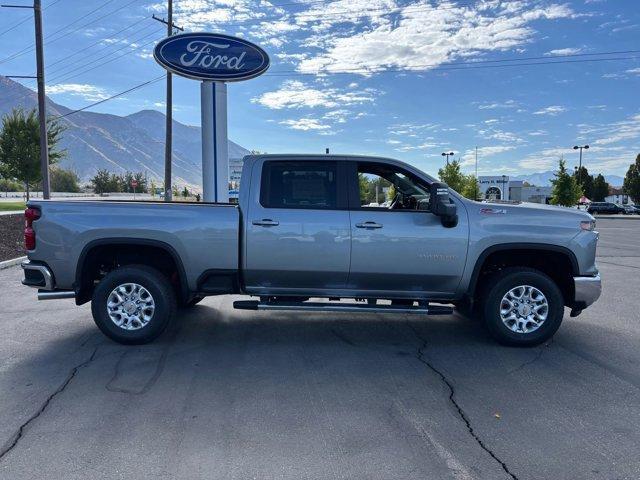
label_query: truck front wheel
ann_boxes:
[481,267,564,346]
[91,265,176,345]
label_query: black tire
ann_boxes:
[479,267,564,347]
[181,295,204,308]
[91,264,176,345]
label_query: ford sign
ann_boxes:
[153,32,269,82]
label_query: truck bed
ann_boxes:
[27,200,240,292]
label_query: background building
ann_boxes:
[479,176,552,204]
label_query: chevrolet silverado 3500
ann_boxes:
[21,154,601,346]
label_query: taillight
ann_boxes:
[24,207,40,250]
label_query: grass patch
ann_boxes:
[0,201,25,212]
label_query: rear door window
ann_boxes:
[261,161,344,209]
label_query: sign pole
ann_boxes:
[154,32,269,203]
[201,81,229,203]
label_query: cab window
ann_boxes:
[261,161,339,209]
[357,162,431,211]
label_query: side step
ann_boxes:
[233,300,453,315]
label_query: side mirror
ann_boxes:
[430,182,458,227]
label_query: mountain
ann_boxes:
[0,76,250,189]
[514,171,624,187]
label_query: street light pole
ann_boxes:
[573,144,589,187]
[441,151,454,166]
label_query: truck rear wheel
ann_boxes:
[91,265,176,345]
[480,267,564,347]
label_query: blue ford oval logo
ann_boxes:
[153,33,270,82]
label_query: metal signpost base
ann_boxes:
[201,81,229,203]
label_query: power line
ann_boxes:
[49,35,160,85]
[265,51,640,76]
[46,24,161,81]
[55,74,165,119]
[0,0,120,65]
[0,0,63,38]
[45,16,150,70]
[8,21,160,96]
[0,0,144,66]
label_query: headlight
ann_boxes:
[580,220,596,231]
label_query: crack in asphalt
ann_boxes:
[0,346,99,462]
[406,322,519,480]
[508,339,552,375]
[330,327,356,346]
[596,260,640,269]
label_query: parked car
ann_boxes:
[621,204,639,215]
[21,154,601,347]
[587,202,625,215]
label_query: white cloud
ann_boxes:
[477,100,518,110]
[591,113,640,146]
[533,105,566,116]
[545,47,583,56]
[253,80,377,109]
[461,145,516,167]
[279,118,330,131]
[627,68,640,75]
[46,83,109,101]
[296,2,575,75]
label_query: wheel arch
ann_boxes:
[74,238,189,305]
[467,243,579,305]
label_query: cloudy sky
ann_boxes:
[1,0,639,177]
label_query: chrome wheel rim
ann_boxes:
[499,285,548,334]
[107,283,155,331]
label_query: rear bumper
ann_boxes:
[573,274,601,309]
[21,260,54,290]
[22,260,76,300]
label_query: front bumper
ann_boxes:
[573,274,601,310]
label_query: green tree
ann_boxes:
[591,174,610,202]
[550,159,582,206]
[573,166,594,200]
[623,154,640,203]
[461,175,480,200]
[91,169,110,194]
[0,108,66,200]
[50,167,80,193]
[91,169,122,194]
[437,160,467,193]
[182,186,190,198]
[438,161,479,200]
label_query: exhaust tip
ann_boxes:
[37,290,76,301]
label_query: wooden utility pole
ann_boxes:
[153,2,182,202]
[2,0,50,198]
[34,0,49,199]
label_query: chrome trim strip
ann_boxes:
[574,274,602,308]
[21,260,54,290]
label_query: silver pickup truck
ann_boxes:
[21,154,601,346]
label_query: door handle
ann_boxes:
[252,219,279,227]
[356,221,383,229]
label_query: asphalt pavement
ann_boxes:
[0,218,639,479]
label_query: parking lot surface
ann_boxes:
[0,218,639,479]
